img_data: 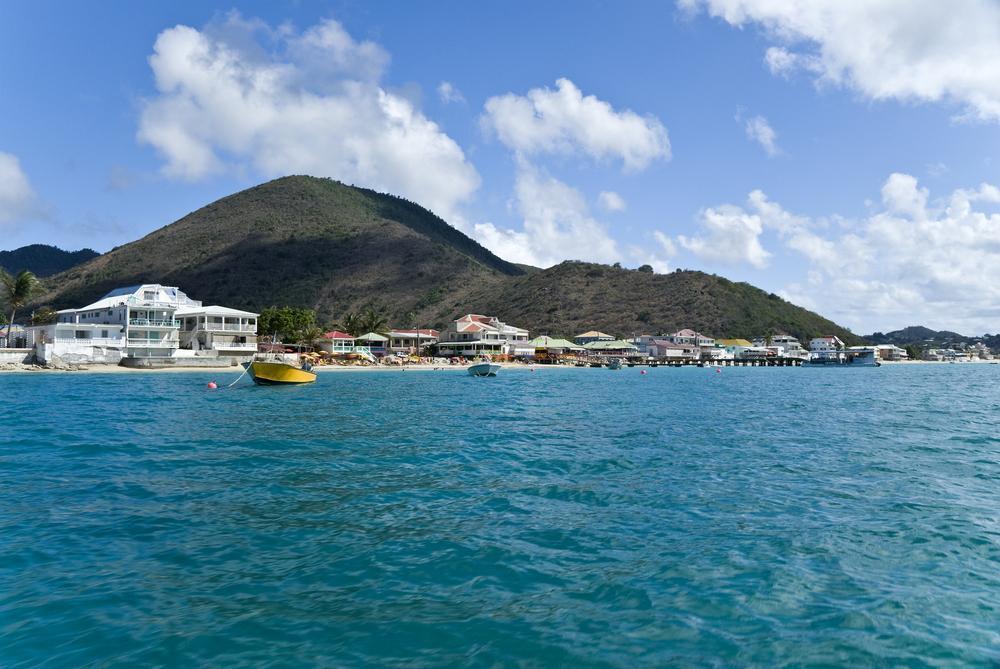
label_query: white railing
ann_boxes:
[52,337,124,346]
[213,343,257,351]
[127,339,179,347]
[129,318,180,327]
[200,323,256,332]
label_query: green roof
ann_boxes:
[582,339,639,350]
[529,336,584,350]
[356,332,389,342]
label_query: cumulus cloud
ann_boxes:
[680,0,1000,121]
[0,151,39,226]
[597,190,627,212]
[743,115,779,156]
[437,81,465,104]
[698,174,1000,333]
[482,78,671,170]
[472,163,672,270]
[138,13,479,225]
[677,202,772,269]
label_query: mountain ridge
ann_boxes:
[0,244,99,277]
[35,175,862,343]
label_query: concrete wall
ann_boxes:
[0,349,33,364]
[35,342,125,365]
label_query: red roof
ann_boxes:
[323,330,354,339]
[391,329,439,336]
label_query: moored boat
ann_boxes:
[468,362,501,377]
[245,359,317,385]
[607,358,623,370]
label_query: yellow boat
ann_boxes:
[244,360,317,385]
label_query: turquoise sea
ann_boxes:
[2,365,1000,667]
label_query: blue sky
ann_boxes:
[2,1,1000,334]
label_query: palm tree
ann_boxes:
[1,269,41,347]
[359,306,389,336]
[335,311,364,337]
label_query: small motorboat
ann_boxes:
[607,358,623,370]
[245,359,317,385]
[468,362,501,377]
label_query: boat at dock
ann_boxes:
[468,362,501,377]
[804,348,880,367]
[244,359,317,384]
[607,358,623,370]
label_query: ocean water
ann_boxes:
[2,364,1000,667]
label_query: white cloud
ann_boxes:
[481,78,671,170]
[597,190,627,212]
[697,174,1000,333]
[437,81,465,104]
[744,115,779,156]
[0,151,38,227]
[138,14,479,225]
[681,0,1000,121]
[677,202,772,269]
[472,163,672,271]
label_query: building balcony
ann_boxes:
[51,337,124,346]
[196,323,257,333]
[127,338,179,348]
[213,343,257,351]
[129,318,180,328]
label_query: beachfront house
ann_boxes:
[176,306,258,355]
[435,314,531,358]
[388,329,439,355]
[27,284,257,364]
[874,344,908,361]
[582,339,640,361]
[529,336,585,363]
[752,334,809,360]
[574,330,615,346]
[667,329,715,347]
[355,332,389,357]
[318,331,356,355]
[631,335,698,360]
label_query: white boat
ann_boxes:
[468,362,501,377]
[607,358,623,370]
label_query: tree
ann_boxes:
[257,306,316,342]
[336,311,365,337]
[31,307,58,325]
[637,264,653,273]
[1,269,42,347]
[904,344,923,361]
[359,306,389,335]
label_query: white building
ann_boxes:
[753,334,809,360]
[667,329,715,347]
[28,284,257,363]
[435,314,531,358]
[176,305,258,355]
[388,329,440,355]
[809,335,845,352]
[873,344,908,361]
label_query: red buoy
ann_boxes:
[207,381,218,389]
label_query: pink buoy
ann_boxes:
[716,368,721,374]
[640,370,647,375]
[207,381,218,389]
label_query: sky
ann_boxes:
[2,0,1000,335]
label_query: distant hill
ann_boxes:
[448,261,863,343]
[37,176,862,341]
[37,176,522,322]
[865,326,969,346]
[0,244,98,277]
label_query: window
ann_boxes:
[75,331,88,339]
[101,330,108,338]
[144,291,155,300]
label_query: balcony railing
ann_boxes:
[51,337,124,346]
[127,338,179,348]
[199,323,257,332]
[213,343,257,351]
[129,318,180,327]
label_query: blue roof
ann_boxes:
[101,285,142,298]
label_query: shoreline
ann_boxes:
[1,358,996,374]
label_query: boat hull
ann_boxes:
[246,361,317,385]
[468,363,501,377]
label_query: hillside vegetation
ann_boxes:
[0,244,98,276]
[453,261,863,343]
[37,176,861,342]
[38,176,520,323]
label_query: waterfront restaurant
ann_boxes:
[355,332,389,357]
[388,328,440,355]
[435,314,531,358]
[574,330,615,346]
[582,339,640,360]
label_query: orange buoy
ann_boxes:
[207,381,218,389]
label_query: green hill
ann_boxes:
[37,176,861,342]
[38,176,521,322]
[0,244,98,277]
[447,261,863,344]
